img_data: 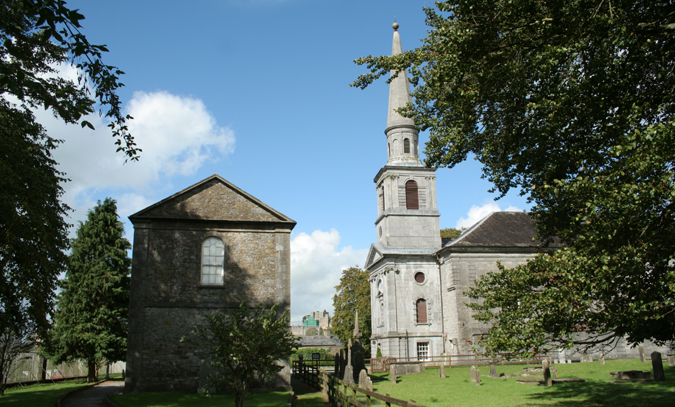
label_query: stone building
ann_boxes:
[291,310,332,337]
[125,174,295,392]
[365,25,670,361]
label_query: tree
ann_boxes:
[49,198,131,382]
[332,267,371,353]
[305,327,318,336]
[353,1,675,356]
[182,302,298,407]
[1,0,139,159]
[0,101,69,341]
[1,0,138,355]
[0,316,34,395]
[440,227,463,239]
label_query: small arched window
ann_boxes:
[404,138,410,154]
[405,180,419,210]
[416,298,427,324]
[201,237,225,285]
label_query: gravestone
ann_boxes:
[639,345,645,362]
[335,352,341,379]
[343,340,354,384]
[542,359,552,387]
[439,363,446,378]
[581,354,593,363]
[475,368,480,386]
[490,364,497,378]
[667,354,675,366]
[651,352,665,382]
[389,364,397,384]
[351,340,366,381]
[358,369,373,391]
[599,355,605,365]
[470,365,476,382]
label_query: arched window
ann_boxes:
[201,237,225,285]
[405,180,419,210]
[404,138,410,154]
[416,298,427,324]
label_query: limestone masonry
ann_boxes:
[125,175,295,392]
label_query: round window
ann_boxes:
[414,272,425,283]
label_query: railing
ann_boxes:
[292,357,333,389]
[320,368,425,407]
[370,353,549,372]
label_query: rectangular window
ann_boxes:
[417,342,429,361]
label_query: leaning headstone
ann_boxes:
[389,364,397,384]
[358,369,369,388]
[651,352,665,382]
[343,340,354,384]
[475,368,481,386]
[439,363,446,378]
[470,365,476,382]
[490,364,497,378]
[639,345,645,362]
[667,354,675,366]
[542,359,552,387]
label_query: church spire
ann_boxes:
[384,23,422,167]
[386,22,415,132]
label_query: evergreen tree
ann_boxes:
[49,198,131,382]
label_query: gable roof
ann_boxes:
[129,174,295,225]
[444,211,556,248]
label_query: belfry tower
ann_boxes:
[365,23,444,359]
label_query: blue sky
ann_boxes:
[41,0,531,324]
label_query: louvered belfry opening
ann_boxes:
[406,180,419,209]
[416,298,427,323]
[404,138,410,153]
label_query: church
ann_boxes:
[366,24,671,362]
[364,24,547,359]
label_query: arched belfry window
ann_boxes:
[405,180,419,210]
[416,298,427,324]
[201,237,225,285]
[404,138,410,154]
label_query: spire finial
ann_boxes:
[392,22,399,31]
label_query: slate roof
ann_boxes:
[445,211,558,248]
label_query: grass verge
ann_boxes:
[111,391,291,407]
[368,358,675,407]
[1,378,91,407]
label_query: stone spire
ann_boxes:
[353,310,362,339]
[386,22,415,132]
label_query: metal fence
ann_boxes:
[5,351,126,385]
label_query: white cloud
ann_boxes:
[290,229,367,325]
[455,203,522,229]
[35,89,235,231]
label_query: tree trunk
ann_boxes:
[234,383,247,407]
[87,359,97,383]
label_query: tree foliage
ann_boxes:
[440,227,463,239]
[183,302,297,407]
[332,267,371,353]
[0,101,69,339]
[49,198,131,382]
[354,0,675,356]
[0,0,139,159]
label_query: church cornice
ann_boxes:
[374,165,436,184]
[374,209,440,225]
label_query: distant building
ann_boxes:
[292,310,332,337]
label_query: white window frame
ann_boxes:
[201,237,225,285]
[417,342,430,361]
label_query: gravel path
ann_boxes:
[60,380,125,407]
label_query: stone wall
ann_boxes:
[126,176,294,393]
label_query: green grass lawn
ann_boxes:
[1,378,92,407]
[111,391,291,407]
[366,358,675,407]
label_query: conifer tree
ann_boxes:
[49,198,131,382]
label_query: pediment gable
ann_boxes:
[365,244,384,269]
[129,174,294,224]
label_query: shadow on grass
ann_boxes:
[524,365,675,407]
[1,382,89,407]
